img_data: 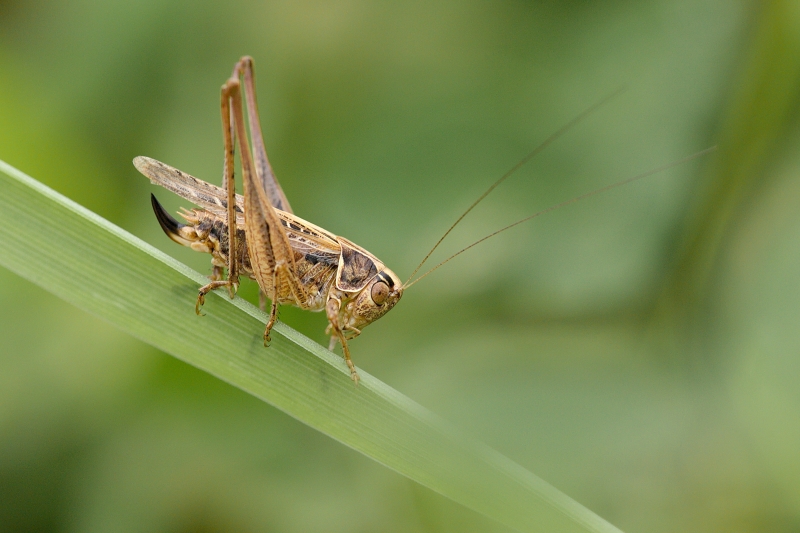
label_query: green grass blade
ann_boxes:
[0,159,622,533]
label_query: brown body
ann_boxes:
[144,179,401,321]
[135,57,402,383]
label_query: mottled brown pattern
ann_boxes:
[337,242,378,291]
[172,207,340,311]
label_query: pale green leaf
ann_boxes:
[0,159,622,533]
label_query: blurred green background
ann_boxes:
[1,1,799,531]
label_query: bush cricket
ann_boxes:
[134,56,714,384]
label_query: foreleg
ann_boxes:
[326,296,360,384]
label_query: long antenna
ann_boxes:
[403,87,626,286]
[403,146,717,289]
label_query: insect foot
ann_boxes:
[196,279,239,315]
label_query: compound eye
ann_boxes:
[370,281,389,305]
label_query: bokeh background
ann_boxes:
[2,1,799,532]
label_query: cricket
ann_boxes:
[134,56,714,384]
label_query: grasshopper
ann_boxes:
[135,57,401,384]
[135,56,714,384]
